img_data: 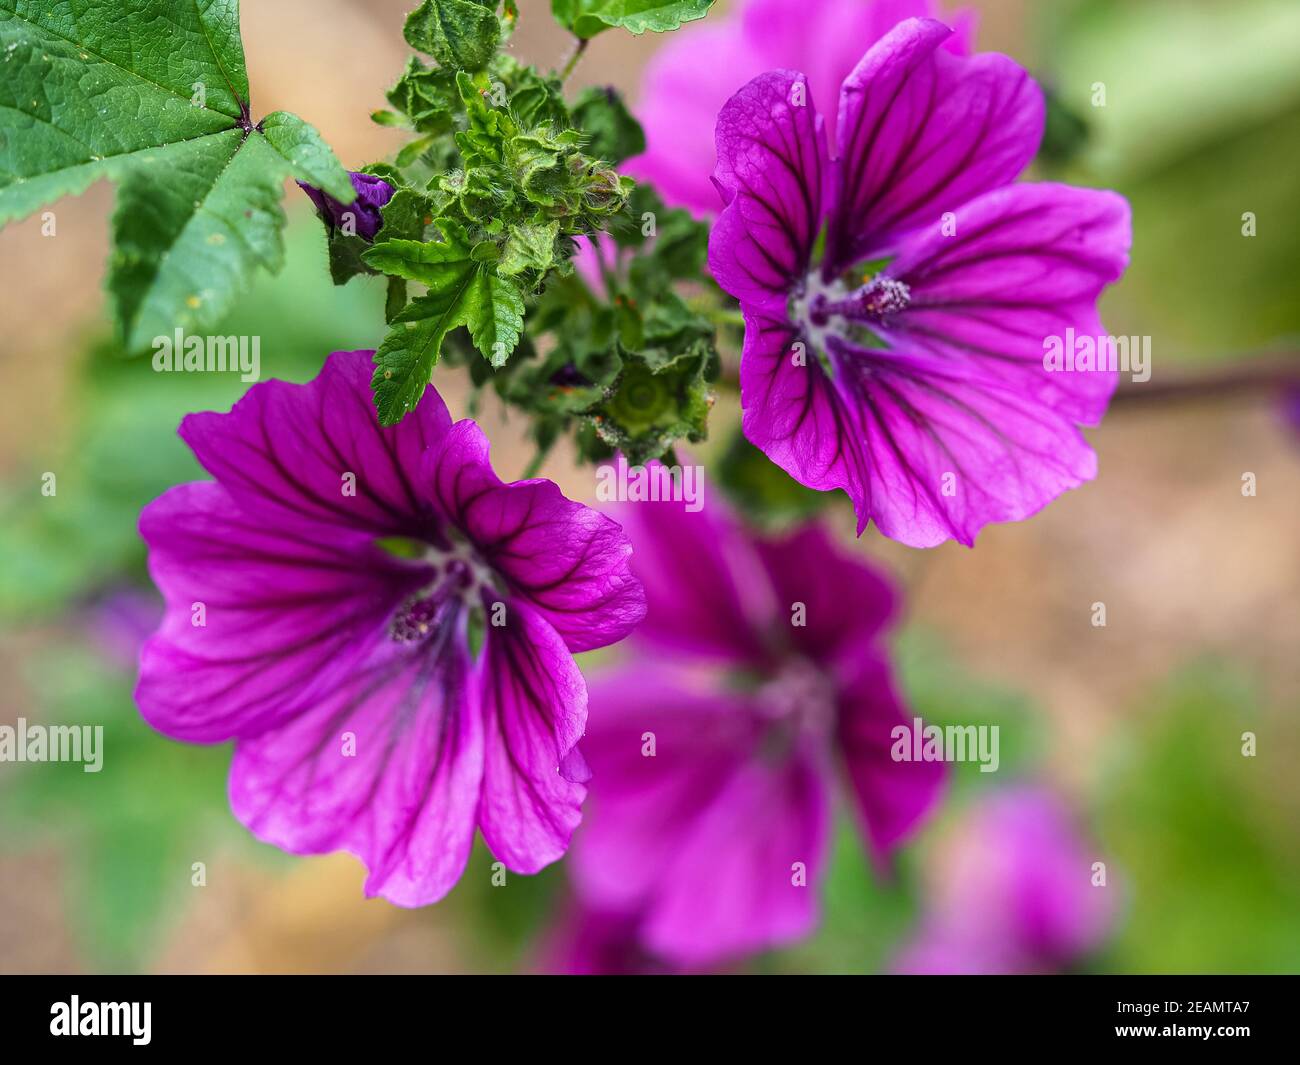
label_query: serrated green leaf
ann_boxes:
[467,271,524,366]
[363,220,474,284]
[499,220,559,276]
[0,0,242,221]
[551,0,714,38]
[371,255,482,423]
[107,123,351,352]
[108,131,284,351]
[259,110,355,201]
[0,0,352,351]
[404,0,501,71]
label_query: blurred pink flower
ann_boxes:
[896,785,1117,973]
[89,587,162,671]
[626,0,974,215]
[569,481,944,965]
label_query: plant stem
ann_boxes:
[710,356,1300,405]
[561,37,589,82]
[1109,356,1300,407]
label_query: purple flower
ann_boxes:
[709,18,1132,547]
[541,903,678,975]
[896,786,1116,973]
[626,0,974,215]
[134,351,646,905]
[297,170,394,240]
[89,587,162,671]
[569,481,945,964]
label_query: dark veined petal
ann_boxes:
[571,667,830,964]
[423,420,646,654]
[604,483,776,667]
[826,336,1100,547]
[880,183,1133,425]
[751,522,898,662]
[179,349,451,539]
[738,310,876,529]
[228,612,483,907]
[476,600,591,874]
[824,17,1042,272]
[832,639,946,859]
[709,69,828,313]
[137,481,430,742]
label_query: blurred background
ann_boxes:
[0,0,1297,974]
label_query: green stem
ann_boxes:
[560,36,589,82]
[707,307,746,329]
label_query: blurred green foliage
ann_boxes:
[1041,0,1300,358]
[0,641,241,971]
[1094,667,1300,973]
[0,216,384,618]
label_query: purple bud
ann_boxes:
[297,170,395,241]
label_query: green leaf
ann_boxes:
[551,0,715,38]
[571,85,646,165]
[0,0,353,351]
[385,55,461,134]
[259,111,355,200]
[363,219,474,284]
[467,271,524,366]
[404,0,501,71]
[0,0,246,223]
[499,220,560,276]
[372,273,478,424]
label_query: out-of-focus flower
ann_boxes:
[569,480,944,965]
[709,18,1132,546]
[626,0,974,215]
[542,902,678,975]
[134,351,645,906]
[297,170,394,240]
[896,785,1117,973]
[89,588,162,671]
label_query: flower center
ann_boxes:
[386,541,500,644]
[808,275,911,327]
[753,657,838,739]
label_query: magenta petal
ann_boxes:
[571,669,760,915]
[752,522,897,660]
[609,487,774,666]
[627,0,973,216]
[834,642,945,858]
[136,482,428,742]
[829,337,1100,546]
[883,182,1133,425]
[623,23,761,216]
[742,0,975,143]
[228,626,483,907]
[423,421,645,653]
[477,601,589,873]
[640,746,831,963]
[709,69,828,313]
[179,350,451,538]
[825,17,1043,270]
[574,668,829,963]
[739,311,875,528]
